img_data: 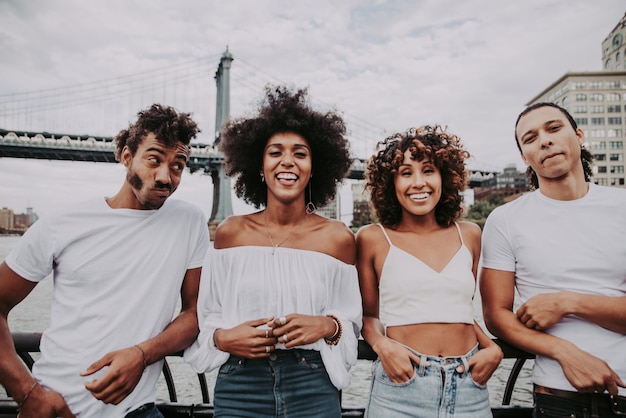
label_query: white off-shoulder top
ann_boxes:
[184,246,363,389]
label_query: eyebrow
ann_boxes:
[146,146,189,161]
[520,119,563,139]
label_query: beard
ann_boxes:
[126,171,172,210]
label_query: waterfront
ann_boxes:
[0,235,533,409]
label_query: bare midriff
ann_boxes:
[386,323,477,357]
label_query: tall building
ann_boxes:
[525,12,626,188]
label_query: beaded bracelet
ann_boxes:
[324,314,342,345]
[134,345,147,369]
[18,381,38,409]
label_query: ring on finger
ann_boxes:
[265,329,269,338]
[278,316,287,325]
[265,346,270,353]
[282,334,289,343]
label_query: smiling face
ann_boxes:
[122,132,189,209]
[262,131,312,206]
[394,149,442,219]
[516,106,585,185]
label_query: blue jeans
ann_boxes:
[534,391,626,418]
[365,344,491,418]
[214,349,341,418]
[124,403,163,418]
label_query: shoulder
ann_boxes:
[355,223,383,244]
[457,221,481,242]
[310,216,355,264]
[214,214,256,248]
[165,199,206,218]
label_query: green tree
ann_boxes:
[464,196,505,229]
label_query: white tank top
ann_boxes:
[378,223,476,326]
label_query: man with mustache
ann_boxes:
[0,104,210,418]
[480,102,626,417]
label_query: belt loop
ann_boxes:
[418,355,427,376]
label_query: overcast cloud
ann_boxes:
[0,0,623,219]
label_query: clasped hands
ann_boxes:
[214,314,334,359]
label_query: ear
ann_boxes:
[121,146,132,168]
[575,128,585,147]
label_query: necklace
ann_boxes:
[264,211,306,255]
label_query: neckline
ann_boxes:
[388,244,465,274]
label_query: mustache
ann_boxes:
[155,182,172,191]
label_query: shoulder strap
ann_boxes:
[377,224,393,246]
[454,222,465,247]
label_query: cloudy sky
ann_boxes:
[0,0,623,221]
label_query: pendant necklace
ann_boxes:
[264,211,306,255]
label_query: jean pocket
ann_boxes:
[374,361,417,387]
[536,406,577,418]
[218,357,245,376]
[467,371,488,389]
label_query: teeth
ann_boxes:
[410,193,429,199]
[277,173,298,180]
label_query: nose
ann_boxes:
[155,164,172,185]
[412,172,426,188]
[538,131,553,148]
[280,153,295,167]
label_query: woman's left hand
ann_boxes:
[457,344,504,386]
[268,314,334,348]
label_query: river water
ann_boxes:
[0,235,533,409]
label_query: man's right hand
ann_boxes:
[17,384,75,418]
[558,342,626,395]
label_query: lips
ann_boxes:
[276,172,299,181]
[409,192,430,200]
[541,152,563,163]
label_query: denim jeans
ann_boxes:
[214,349,341,418]
[365,344,491,418]
[124,403,163,418]
[534,391,626,418]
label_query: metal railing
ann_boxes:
[1,333,533,418]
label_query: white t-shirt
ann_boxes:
[6,197,209,417]
[482,183,626,394]
[184,246,363,390]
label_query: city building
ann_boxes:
[0,206,38,234]
[472,164,528,202]
[525,12,626,188]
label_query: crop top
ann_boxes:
[378,223,476,326]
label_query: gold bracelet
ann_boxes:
[324,314,342,345]
[134,345,147,369]
[18,381,38,409]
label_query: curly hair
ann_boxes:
[515,102,593,190]
[113,103,200,160]
[219,85,352,209]
[366,125,469,228]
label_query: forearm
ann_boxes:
[139,309,199,365]
[569,293,626,335]
[473,321,498,349]
[485,306,570,360]
[0,317,37,402]
[361,316,387,354]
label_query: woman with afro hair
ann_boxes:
[184,86,362,417]
[356,126,503,417]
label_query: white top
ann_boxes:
[6,197,210,417]
[378,223,476,326]
[482,183,626,395]
[184,246,363,389]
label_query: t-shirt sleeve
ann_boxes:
[187,210,210,270]
[5,218,54,282]
[481,206,516,272]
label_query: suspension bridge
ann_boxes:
[0,49,496,230]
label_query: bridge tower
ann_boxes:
[208,48,234,239]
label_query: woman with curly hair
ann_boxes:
[356,126,503,417]
[184,86,362,417]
